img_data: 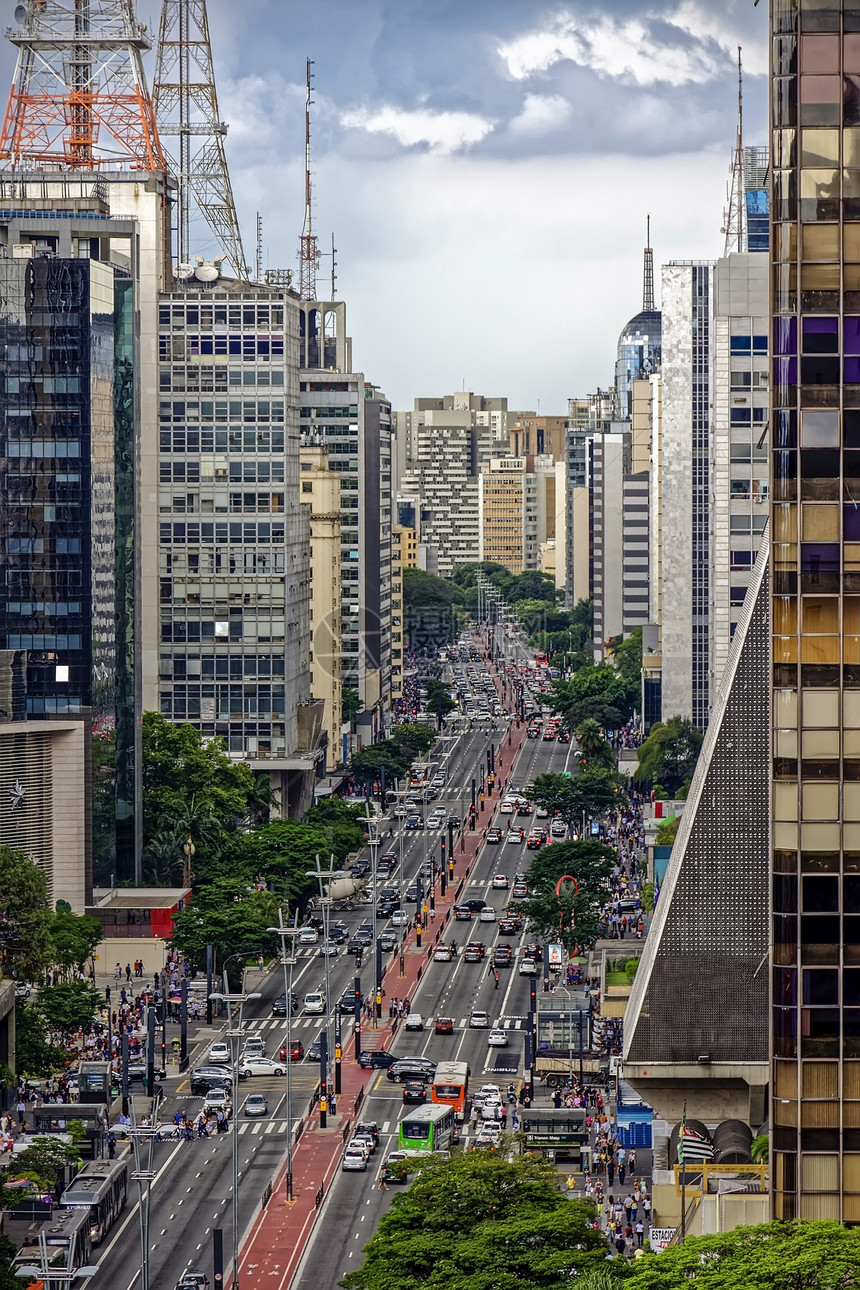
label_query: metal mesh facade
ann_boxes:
[625,542,769,1065]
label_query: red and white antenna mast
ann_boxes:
[299,57,319,300]
[722,46,745,255]
[0,0,164,171]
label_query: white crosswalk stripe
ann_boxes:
[381,1121,391,1133]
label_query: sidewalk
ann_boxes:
[234,716,530,1290]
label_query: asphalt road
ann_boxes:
[291,724,576,1290]
[90,686,569,1290]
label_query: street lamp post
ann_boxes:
[267,912,300,1201]
[209,978,261,1290]
[306,855,344,1115]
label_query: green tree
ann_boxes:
[0,1233,31,1289]
[425,680,456,721]
[142,830,185,885]
[48,909,102,981]
[575,717,616,767]
[403,568,465,649]
[528,769,626,830]
[15,1003,65,1078]
[0,845,53,981]
[751,1133,769,1164]
[10,1135,82,1188]
[350,743,409,785]
[622,1219,860,1290]
[141,712,255,852]
[549,661,637,732]
[634,715,704,796]
[36,980,101,1044]
[389,722,437,758]
[520,839,617,952]
[655,816,680,846]
[610,627,643,682]
[340,1151,606,1290]
[169,877,281,978]
[577,764,629,817]
[342,686,363,726]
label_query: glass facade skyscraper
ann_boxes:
[770,0,860,1221]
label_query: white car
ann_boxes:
[479,907,496,922]
[469,1010,489,1028]
[433,946,452,962]
[518,957,537,976]
[506,831,523,845]
[393,805,408,818]
[550,821,567,838]
[536,807,549,818]
[390,911,410,926]
[480,1097,503,1121]
[346,1137,371,1160]
[240,1057,286,1077]
[487,1029,508,1047]
[342,1146,367,1172]
[491,875,509,889]
[303,992,326,1015]
[203,1090,231,1114]
[241,1036,265,1059]
[299,927,318,944]
[426,814,445,829]
[404,1012,423,1030]
[499,800,515,814]
[208,1042,230,1065]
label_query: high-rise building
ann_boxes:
[478,455,557,575]
[299,304,394,740]
[768,0,860,1222]
[300,446,342,772]
[614,232,662,420]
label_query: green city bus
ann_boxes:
[397,1103,455,1153]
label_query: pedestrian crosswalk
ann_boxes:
[236,1118,302,1136]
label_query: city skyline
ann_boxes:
[0,0,769,410]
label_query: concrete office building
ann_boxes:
[508,414,567,463]
[768,0,860,1222]
[156,277,313,805]
[478,454,558,575]
[300,446,342,772]
[397,393,525,576]
[659,253,769,730]
[565,390,613,607]
[299,304,394,740]
[390,530,405,706]
[591,432,651,656]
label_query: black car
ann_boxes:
[498,919,519,935]
[405,883,421,902]
[464,943,485,963]
[306,1040,322,1062]
[339,989,359,1015]
[465,898,487,912]
[377,900,397,917]
[453,904,472,921]
[349,860,371,878]
[190,1072,233,1096]
[386,1058,437,1084]
[493,947,513,967]
[271,992,298,1017]
[356,1119,380,1146]
[402,1079,427,1104]
[358,1049,398,1069]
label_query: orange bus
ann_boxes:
[431,1060,470,1120]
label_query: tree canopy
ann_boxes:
[528,769,627,828]
[622,1220,860,1290]
[0,846,53,981]
[403,568,465,650]
[519,838,617,952]
[340,1151,606,1290]
[634,715,703,796]
[548,661,637,733]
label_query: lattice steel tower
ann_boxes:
[153,0,249,279]
[299,57,319,299]
[0,0,164,170]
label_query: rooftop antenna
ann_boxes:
[0,0,165,171]
[330,231,337,299]
[256,211,263,282]
[153,0,250,279]
[299,57,320,299]
[722,45,745,255]
[642,213,654,312]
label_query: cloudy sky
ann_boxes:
[1,0,768,412]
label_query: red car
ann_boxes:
[286,1040,304,1061]
[435,1016,454,1034]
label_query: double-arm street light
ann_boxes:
[306,854,344,1122]
[209,973,260,1290]
[266,911,301,1200]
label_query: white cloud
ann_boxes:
[497,10,734,87]
[509,93,573,136]
[668,1,768,76]
[340,105,495,153]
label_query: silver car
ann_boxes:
[244,1093,268,1117]
[341,1146,367,1172]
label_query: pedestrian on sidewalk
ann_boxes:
[378,1172,389,1191]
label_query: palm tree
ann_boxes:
[244,772,279,827]
[751,1133,769,1164]
[142,832,185,885]
[575,717,606,755]
[164,793,221,885]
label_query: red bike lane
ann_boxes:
[234,718,529,1290]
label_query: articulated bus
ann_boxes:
[431,1061,470,1121]
[61,1156,129,1244]
[398,1103,455,1153]
[11,1206,93,1279]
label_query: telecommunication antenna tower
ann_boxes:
[642,213,654,312]
[153,0,249,278]
[299,57,319,299]
[722,46,745,255]
[0,0,165,171]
